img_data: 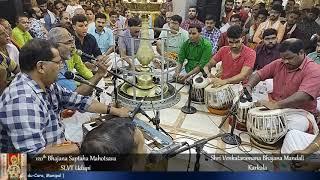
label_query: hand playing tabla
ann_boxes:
[255,100,280,110]
[209,78,227,87]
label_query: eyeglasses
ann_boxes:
[50,60,64,65]
[38,60,64,67]
[56,36,75,45]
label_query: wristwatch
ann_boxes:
[106,103,112,114]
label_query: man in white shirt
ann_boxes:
[157,15,189,55]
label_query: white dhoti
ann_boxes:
[281,129,319,154]
[280,109,320,154]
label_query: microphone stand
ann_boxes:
[141,110,172,139]
[112,75,119,108]
[181,78,197,114]
[218,97,242,145]
[168,133,223,171]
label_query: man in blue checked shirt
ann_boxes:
[0,39,130,155]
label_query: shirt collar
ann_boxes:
[285,56,308,72]
[95,28,105,34]
[202,27,218,34]
[188,37,203,46]
[21,73,45,94]
[261,44,278,54]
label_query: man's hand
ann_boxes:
[96,60,111,77]
[111,107,131,118]
[291,160,320,171]
[210,78,227,87]
[84,62,96,72]
[290,150,319,171]
[255,100,280,110]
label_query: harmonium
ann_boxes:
[82,115,173,171]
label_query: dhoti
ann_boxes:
[281,129,320,154]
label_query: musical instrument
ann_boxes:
[205,84,235,115]
[246,107,288,150]
[191,75,209,104]
[83,116,173,149]
[229,101,255,131]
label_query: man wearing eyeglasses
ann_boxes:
[48,27,109,96]
[0,39,130,155]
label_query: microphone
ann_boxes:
[240,86,252,103]
[200,68,208,78]
[75,49,98,63]
[147,142,187,163]
[128,96,147,119]
[64,71,111,96]
[152,142,187,155]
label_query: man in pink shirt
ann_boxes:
[244,39,320,156]
[204,25,256,87]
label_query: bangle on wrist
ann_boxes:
[106,103,112,114]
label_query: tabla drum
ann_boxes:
[205,84,235,115]
[191,75,209,103]
[229,101,255,131]
[247,107,288,150]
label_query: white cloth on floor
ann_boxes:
[281,129,319,154]
[252,79,273,102]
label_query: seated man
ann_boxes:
[0,67,7,95]
[118,16,142,68]
[174,24,212,82]
[12,15,33,48]
[88,13,115,55]
[244,39,320,153]
[72,14,102,62]
[255,28,280,70]
[48,27,107,96]
[0,18,20,50]
[204,25,256,87]
[218,14,248,49]
[201,15,221,55]
[253,4,285,44]
[0,39,130,155]
[81,118,146,171]
[0,26,20,81]
[156,15,189,55]
[307,37,320,64]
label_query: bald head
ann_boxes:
[166,12,174,23]
[48,27,75,59]
[48,27,71,43]
[279,38,304,54]
[74,8,85,16]
[279,38,305,70]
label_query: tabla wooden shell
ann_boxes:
[204,84,235,110]
[247,107,288,145]
[191,76,209,103]
[237,101,255,123]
